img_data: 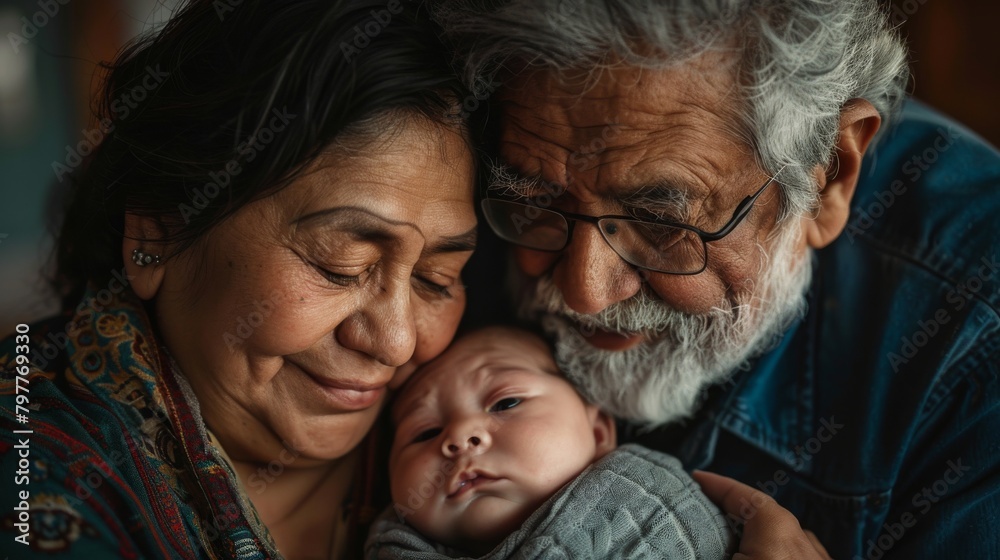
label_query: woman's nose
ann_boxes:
[441,420,492,458]
[336,278,417,367]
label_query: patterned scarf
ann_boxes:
[0,284,379,558]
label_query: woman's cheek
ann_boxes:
[237,288,349,356]
[414,291,466,364]
[390,291,466,389]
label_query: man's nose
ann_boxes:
[441,419,492,458]
[552,222,642,315]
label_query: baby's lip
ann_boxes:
[446,469,502,499]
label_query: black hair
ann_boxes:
[51,0,470,309]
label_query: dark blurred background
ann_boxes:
[1,0,998,334]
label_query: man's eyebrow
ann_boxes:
[425,226,477,255]
[621,180,691,216]
[492,160,692,213]
[497,163,543,182]
[487,162,553,197]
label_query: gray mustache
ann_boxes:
[521,275,741,337]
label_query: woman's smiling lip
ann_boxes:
[292,362,388,410]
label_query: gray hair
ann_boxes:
[434,0,909,222]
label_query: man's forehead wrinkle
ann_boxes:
[666,155,733,226]
[501,114,577,186]
[674,94,746,152]
[500,138,572,187]
[506,105,577,138]
[614,146,742,227]
[618,124,723,181]
[507,70,640,135]
[498,53,756,220]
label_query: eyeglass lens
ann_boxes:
[481,199,707,273]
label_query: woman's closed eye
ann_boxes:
[412,255,471,301]
[312,262,373,287]
[413,275,453,299]
[489,397,521,412]
[316,267,360,286]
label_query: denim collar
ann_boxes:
[643,254,821,472]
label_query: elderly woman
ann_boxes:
[0,1,477,558]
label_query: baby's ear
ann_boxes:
[588,405,617,459]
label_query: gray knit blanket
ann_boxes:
[365,444,736,559]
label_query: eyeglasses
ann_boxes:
[480,170,783,275]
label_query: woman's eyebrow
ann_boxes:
[292,205,417,231]
[424,226,477,255]
[293,207,476,253]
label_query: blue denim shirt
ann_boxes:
[625,100,1000,559]
[463,99,1000,559]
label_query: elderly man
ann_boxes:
[440,1,1000,558]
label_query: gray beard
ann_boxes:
[517,225,812,427]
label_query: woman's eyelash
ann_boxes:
[415,277,453,298]
[313,261,453,297]
[315,265,360,287]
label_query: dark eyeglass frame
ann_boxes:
[481,168,784,275]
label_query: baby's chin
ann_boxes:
[431,495,536,555]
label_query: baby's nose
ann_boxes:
[446,435,480,454]
[442,426,491,457]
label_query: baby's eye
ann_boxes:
[489,397,521,412]
[412,428,442,443]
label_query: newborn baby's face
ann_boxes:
[389,327,615,554]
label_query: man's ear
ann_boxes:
[122,213,168,300]
[802,99,881,249]
[587,405,617,459]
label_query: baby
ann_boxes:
[366,326,734,559]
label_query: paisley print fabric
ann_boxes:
[0,285,376,558]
